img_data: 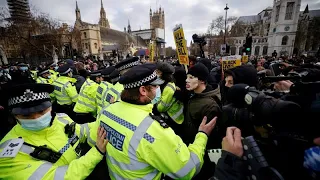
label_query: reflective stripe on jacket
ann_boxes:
[90,101,207,179]
[157,82,184,124]
[96,81,113,114]
[0,113,100,180]
[36,77,52,84]
[104,82,123,105]
[73,79,99,115]
[52,76,78,105]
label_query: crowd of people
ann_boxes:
[0,53,320,180]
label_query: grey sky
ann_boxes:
[1,0,319,47]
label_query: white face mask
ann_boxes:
[186,75,199,91]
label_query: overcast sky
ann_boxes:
[1,0,319,47]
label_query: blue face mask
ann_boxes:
[18,111,52,131]
[47,76,51,79]
[54,66,58,71]
[19,67,28,71]
[151,87,161,104]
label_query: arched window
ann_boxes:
[84,32,87,38]
[239,47,244,55]
[282,36,288,45]
[94,43,98,49]
[255,46,260,56]
[231,47,236,55]
[263,46,268,55]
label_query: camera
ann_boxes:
[221,84,315,180]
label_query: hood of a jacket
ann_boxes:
[194,84,221,100]
[225,65,258,87]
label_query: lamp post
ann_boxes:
[224,4,229,44]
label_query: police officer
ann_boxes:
[48,62,59,81]
[90,64,217,179]
[104,57,140,104]
[0,83,108,179]
[36,68,52,84]
[73,70,99,124]
[96,66,116,114]
[51,64,78,116]
[155,62,184,127]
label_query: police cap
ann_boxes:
[101,66,116,78]
[115,57,140,71]
[6,83,53,115]
[17,63,28,67]
[38,67,50,76]
[90,70,102,77]
[57,60,64,65]
[156,62,175,74]
[119,64,164,89]
[48,62,57,67]
[110,69,120,83]
[57,64,72,75]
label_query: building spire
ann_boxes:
[127,19,131,33]
[303,4,309,14]
[101,0,103,7]
[75,1,81,20]
[76,0,79,11]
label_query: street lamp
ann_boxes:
[224,4,229,44]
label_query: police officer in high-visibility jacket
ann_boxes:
[36,68,53,84]
[0,83,108,180]
[73,70,99,124]
[96,66,116,114]
[104,57,140,104]
[51,64,78,115]
[48,62,59,82]
[155,62,184,127]
[30,66,38,80]
[90,64,217,179]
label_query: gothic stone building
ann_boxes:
[203,0,320,57]
[74,0,147,58]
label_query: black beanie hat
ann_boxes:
[188,63,209,81]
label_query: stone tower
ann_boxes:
[149,6,166,57]
[7,0,31,22]
[75,1,81,21]
[268,0,301,56]
[99,0,110,28]
[127,19,132,33]
[150,6,165,29]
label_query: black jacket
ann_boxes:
[209,151,247,180]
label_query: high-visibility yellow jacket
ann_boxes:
[103,82,123,105]
[30,70,37,80]
[36,76,53,84]
[157,82,184,124]
[90,101,208,180]
[0,113,100,180]
[96,81,113,114]
[52,76,78,105]
[49,69,59,81]
[74,79,99,116]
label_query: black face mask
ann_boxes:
[224,86,230,94]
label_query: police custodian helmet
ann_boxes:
[6,83,53,115]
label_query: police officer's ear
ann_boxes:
[139,86,148,96]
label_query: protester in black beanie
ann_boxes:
[188,63,209,82]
